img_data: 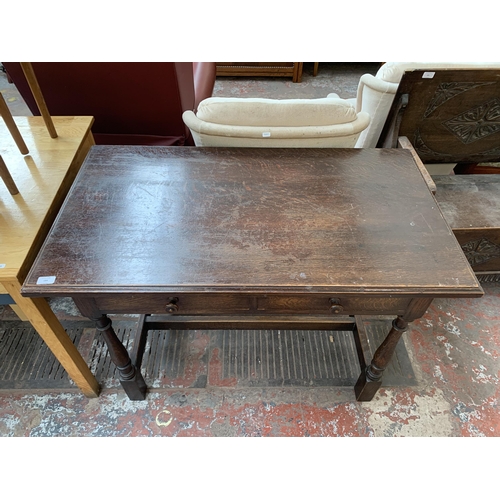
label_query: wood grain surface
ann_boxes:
[0,115,99,397]
[0,116,94,281]
[22,146,481,297]
[434,174,500,274]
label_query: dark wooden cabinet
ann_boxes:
[216,62,303,82]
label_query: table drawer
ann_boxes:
[261,295,410,315]
[95,293,411,316]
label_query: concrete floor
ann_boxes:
[2,285,500,437]
[1,63,500,440]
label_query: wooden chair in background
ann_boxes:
[0,93,24,194]
[19,62,57,138]
[0,62,58,195]
[3,62,216,146]
[0,92,29,154]
[0,154,19,194]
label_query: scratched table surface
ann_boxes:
[23,146,480,298]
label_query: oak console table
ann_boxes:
[0,116,99,397]
[22,146,483,400]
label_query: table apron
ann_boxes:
[91,293,412,316]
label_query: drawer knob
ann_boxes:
[330,298,344,314]
[165,298,179,314]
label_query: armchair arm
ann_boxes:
[355,73,399,113]
[352,74,400,148]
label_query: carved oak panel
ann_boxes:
[444,98,500,144]
[379,70,500,163]
[461,237,500,266]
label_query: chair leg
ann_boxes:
[20,62,58,138]
[0,155,19,195]
[0,94,29,154]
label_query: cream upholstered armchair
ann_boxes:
[349,61,500,173]
[182,95,370,147]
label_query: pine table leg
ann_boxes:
[3,277,100,397]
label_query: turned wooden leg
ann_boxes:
[354,298,432,401]
[355,316,408,401]
[95,315,147,400]
[73,298,147,400]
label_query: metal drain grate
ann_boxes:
[478,274,500,283]
[0,318,416,391]
[0,321,91,389]
[212,326,416,387]
[215,330,361,387]
[90,325,196,389]
[141,330,187,382]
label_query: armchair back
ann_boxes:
[183,96,370,147]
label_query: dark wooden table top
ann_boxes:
[22,146,481,298]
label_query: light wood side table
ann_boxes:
[0,116,100,397]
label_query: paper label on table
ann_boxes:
[0,264,5,268]
[36,276,56,285]
[422,72,435,79]
[262,132,271,137]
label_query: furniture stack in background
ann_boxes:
[2,62,216,146]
